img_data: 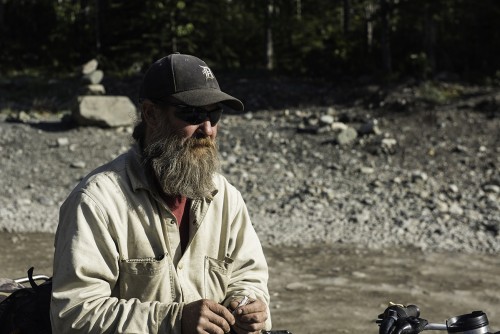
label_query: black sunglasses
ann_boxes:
[171,104,223,126]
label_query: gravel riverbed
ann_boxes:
[0,80,499,253]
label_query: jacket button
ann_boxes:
[178,263,184,270]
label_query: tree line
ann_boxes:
[0,0,499,82]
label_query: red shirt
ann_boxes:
[164,196,190,252]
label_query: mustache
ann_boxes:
[186,136,215,148]
[145,135,215,159]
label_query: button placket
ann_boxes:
[158,203,181,262]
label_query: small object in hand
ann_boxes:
[232,295,249,315]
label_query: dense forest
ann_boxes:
[0,0,499,82]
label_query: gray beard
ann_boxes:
[142,133,220,199]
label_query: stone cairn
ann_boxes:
[81,59,106,95]
[72,59,137,127]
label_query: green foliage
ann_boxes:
[416,81,462,105]
[0,0,499,81]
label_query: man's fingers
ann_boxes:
[183,299,235,334]
[203,300,234,332]
[206,311,232,333]
[237,310,268,324]
[234,298,266,315]
[231,299,268,334]
[202,319,230,334]
[208,300,235,325]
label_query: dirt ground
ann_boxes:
[1,232,499,334]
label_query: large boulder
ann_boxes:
[72,95,137,127]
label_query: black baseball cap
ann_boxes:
[139,53,244,111]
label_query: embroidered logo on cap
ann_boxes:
[199,65,215,80]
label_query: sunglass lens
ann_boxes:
[209,109,223,125]
[175,107,223,125]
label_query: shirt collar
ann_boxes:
[126,144,151,192]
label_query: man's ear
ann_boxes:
[141,101,161,129]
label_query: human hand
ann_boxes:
[182,299,235,334]
[229,298,268,334]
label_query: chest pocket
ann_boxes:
[204,256,233,303]
[119,253,176,302]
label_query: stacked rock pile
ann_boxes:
[72,59,137,128]
[81,59,105,95]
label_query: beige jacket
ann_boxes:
[50,146,271,333]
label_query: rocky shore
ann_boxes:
[0,79,499,253]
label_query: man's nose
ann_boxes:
[197,119,214,136]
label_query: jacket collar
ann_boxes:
[126,144,151,193]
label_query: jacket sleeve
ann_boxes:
[222,191,272,331]
[50,191,183,334]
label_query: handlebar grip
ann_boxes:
[378,304,422,334]
[402,304,420,318]
[383,304,420,319]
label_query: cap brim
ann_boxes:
[172,89,244,112]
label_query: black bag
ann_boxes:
[0,267,52,334]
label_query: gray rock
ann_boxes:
[359,166,375,174]
[381,138,398,154]
[319,115,335,125]
[452,144,468,153]
[16,198,31,206]
[352,271,367,278]
[332,122,348,131]
[70,161,86,169]
[37,197,55,206]
[336,127,358,145]
[358,119,380,136]
[56,137,69,147]
[72,96,137,127]
[11,111,31,123]
[483,184,500,193]
[83,70,104,85]
[82,59,98,75]
[411,170,428,183]
[449,202,464,215]
[354,210,371,224]
[435,200,449,213]
[84,84,106,95]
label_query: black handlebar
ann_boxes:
[377,304,425,334]
[377,303,500,334]
[391,304,420,318]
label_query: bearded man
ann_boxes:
[51,54,271,334]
